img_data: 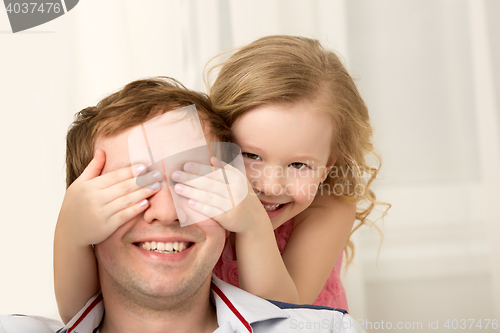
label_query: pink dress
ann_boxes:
[213,218,349,311]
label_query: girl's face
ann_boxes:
[232,101,335,229]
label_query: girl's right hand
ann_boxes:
[171,158,270,234]
[56,149,162,247]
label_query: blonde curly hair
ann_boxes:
[207,35,388,266]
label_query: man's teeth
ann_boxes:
[263,204,282,211]
[140,241,189,253]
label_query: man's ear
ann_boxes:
[321,156,337,183]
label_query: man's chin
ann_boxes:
[112,272,212,312]
[99,253,214,302]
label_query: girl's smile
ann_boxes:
[260,199,291,220]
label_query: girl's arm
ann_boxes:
[233,208,300,303]
[54,226,100,324]
[54,150,161,323]
[235,192,355,304]
[282,194,356,303]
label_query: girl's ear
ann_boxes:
[321,155,337,183]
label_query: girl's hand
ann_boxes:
[56,149,162,247]
[172,159,269,233]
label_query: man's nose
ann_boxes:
[143,184,179,224]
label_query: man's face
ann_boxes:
[93,124,226,305]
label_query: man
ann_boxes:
[0,77,363,333]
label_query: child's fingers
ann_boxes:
[135,170,165,188]
[183,162,215,177]
[95,164,145,189]
[181,160,246,184]
[106,198,150,232]
[211,157,246,179]
[104,182,161,215]
[78,149,106,182]
[174,184,233,212]
[209,158,247,185]
[97,164,157,190]
[187,199,225,219]
[183,161,235,181]
[101,170,163,204]
[172,171,231,199]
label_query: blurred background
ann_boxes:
[1,1,499,332]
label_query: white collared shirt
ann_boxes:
[0,275,364,333]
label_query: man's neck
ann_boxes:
[98,282,218,333]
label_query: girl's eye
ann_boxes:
[290,162,308,170]
[244,153,261,161]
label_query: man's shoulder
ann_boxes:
[257,300,362,333]
[266,299,348,313]
[0,314,64,333]
[212,276,363,333]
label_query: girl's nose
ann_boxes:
[259,167,287,196]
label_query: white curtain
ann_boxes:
[1,0,498,326]
[343,1,500,327]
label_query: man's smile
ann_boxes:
[135,241,194,253]
[129,233,201,262]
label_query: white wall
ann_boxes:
[0,1,498,331]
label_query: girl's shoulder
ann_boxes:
[293,193,356,229]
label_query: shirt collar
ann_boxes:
[211,275,289,332]
[61,275,289,333]
[62,293,103,333]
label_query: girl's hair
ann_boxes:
[207,35,388,266]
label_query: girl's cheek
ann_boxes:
[244,160,262,180]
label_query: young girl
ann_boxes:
[171,35,382,309]
[54,36,382,323]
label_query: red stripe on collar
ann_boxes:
[212,283,252,332]
[68,293,103,333]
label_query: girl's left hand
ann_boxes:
[171,159,269,233]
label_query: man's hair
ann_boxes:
[66,77,231,188]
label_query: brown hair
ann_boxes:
[207,35,389,266]
[66,77,231,188]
